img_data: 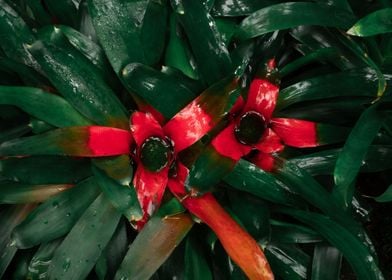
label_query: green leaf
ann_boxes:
[184,233,213,280]
[333,105,385,207]
[121,63,197,119]
[279,209,384,280]
[28,27,128,129]
[92,156,143,221]
[165,14,198,79]
[347,8,392,37]
[0,204,34,277]
[88,0,168,74]
[0,86,92,127]
[0,181,73,203]
[43,0,79,27]
[237,2,356,40]
[375,184,392,202]
[0,156,91,184]
[225,159,301,206]
[311,244,342,280]
[172,0,233,85]
[12,177,100,249]
[277,69,378,110]
[0,1,39,70]
[276,160,359,232]
[270,220,322,244]
[115,209,193,279]
[47,193,121,280]
[27,239,62,280]
[264,243,309,280]
[212,0,281,16]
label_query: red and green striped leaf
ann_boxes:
[0,126,132,157]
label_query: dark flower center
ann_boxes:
[234,111,266,145]
[140,136,172,172]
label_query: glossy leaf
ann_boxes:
[277,70,378,110]
[165,14,198,79]
[115,211,193,279]
[270,220,322,244]
[0,1,39,70]
[0,204,35,277]
[212,0,281,16]
[47,194,121,280]
[12,177,100,249]
[334,105,385,207]
[43,0,79,27]
[264,243,309,280]
[311,244,342,280]
[0,182,73,203]
[92,157,143,221]
[172,0,232,85]
[88,0,168,73]
[122,63,197,119]
[0,86,91,127]
[26,239,62,280]
[224,159,301,206]
[184,233,213,280]
[347,8,392,37]
[237,2,356,40]
[375,184,392,202]
[280,209,384,280]
[29,27,128,129]
[276,160,359,232]
[0,156,91,184]
[0,126,131,157]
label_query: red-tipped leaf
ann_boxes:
[251,152,277,172]
[130,112,165,146]
[256,128,284,153]
[271,118,318,147]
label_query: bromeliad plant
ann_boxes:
[0,0,392,279]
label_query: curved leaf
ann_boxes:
[311,244,342,280]
[0,86,91,127]
[47,194,121,280]
[279,209,384,280]
[375,184,392,202]
[347,8,392,37]
[12,178,100,249]
[237,2,356,40]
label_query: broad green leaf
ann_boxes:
[0,58,50,88]
[212,0,282,16]
[311,244,342,280]
[28,27,128,129]
[95,219,130,280]
[184,233,213,280]
[347,8,392,37]
[121,63,197,119]
[0,1,39,70]
[270,220,322,244]
[27,239,62,280]
[47,194,121,280]
[172,0,233,85]
[115,200,192,280]
[0,123,31,143]
[276,160,359,232]
[0,204,34,277]
[264,243,309,280]
[290,145,392,176]
[88,0,168,74]
[224,159,301,206]
[237,2,356,40]
[0,156,91,184]
[375,184,392,202]
[0,181,73,203]
[165,14,198,79]
[92,157,143,221]
[280,209,384,280]
[277,69,379,110]
[333,105,385,207]
[0,86,91,127]
[12,177,100,249]
[43,0,79,27]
